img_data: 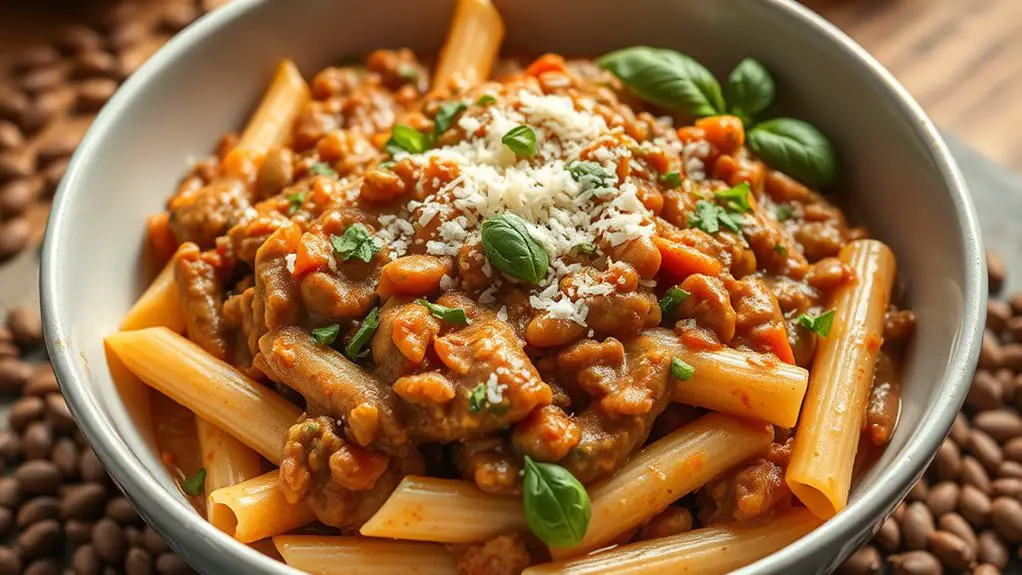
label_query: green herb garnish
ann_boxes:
[434,101,467,136]
[331,224,379,263]
[286,191,305,215]
[476,94,496,106]
[659,286,690,322]
[571,243,598,256]
[726,58,775,126]
[183,468,206,496]
[567,161,615,187]
[775,205,793,222]
[688,200,742,235]
[796,310,836,337]
[386,124,431,155]
[311,324,340,346]
[598,46,725,118]
[714,182,751,213]
[310,162,337,177]
[522,456,591,548]
[748,118,837,187]
[661,171,682,188]
[344,307,380,361]
[501,125,537,158]
[671,357,696,381]
[415,299,470,325]
[480,213,549,284]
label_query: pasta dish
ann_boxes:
[103,0,913,573]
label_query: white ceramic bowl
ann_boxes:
[41,0,985,573]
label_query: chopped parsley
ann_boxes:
[502,125,537,158]
[688,200,742,235]
[183,468,206,496]
[567,161,615,187]
[796,310,836,337]
[775,205,793,222]
[468,384,488,413]
[571,242,598,256]
[398,64,419,80]
[310,162,337,177]
[773,242,787,255]
[386,124,431,155]
[310,324,340,346]
[659,286,691,322]
[285,191,305,215]
[344,307,380,361]
[660,171,682,188]
[671,357,696,381]
[476,94,496,106]
[433,101,467,136]
[714,182,752,213]
[331,224,379,263]
[415,299,470,325]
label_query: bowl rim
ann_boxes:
[40,0,985,573]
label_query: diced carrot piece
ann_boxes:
[676,126,705,143]
[653,236,722,278]
[293,232,333,278]
[758,323,796,365]
[696,115,745,155]
[146,212,178,265]
[377,255,451,299]
[525,53,567,76]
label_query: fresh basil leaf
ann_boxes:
[566,161,614,187]
[311,324,340,346]
[598,46,725,117]
[522,456,591,548]
[183,468,206,496]
[386,124,431,156]
[434,101,467,136]
[286,191,305,215]
[714,182,751,213]
[659,286,690,322]
[502,125,537,158]
[344,307,380,361]
[310,162,337,177]
[476,94,496,106]
[415,299,470,325]
[775,204,793,222]
[480,214,549,284]
[796,309,835,337]
[331,224,379,263]
[727,58,775,124]
[660,171,682,188]
[671,357,695,381]
[748,118,837,187]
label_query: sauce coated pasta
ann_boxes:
[105,0,915,572]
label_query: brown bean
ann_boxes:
[61,482,107,520]
[950,413,971,446]
[907,478,930,501]
[1005,436,1022,463]
[15,460,60,495]
[0,147,35,180]
[9,394,44,431]
[0,217,31,261]
[0,546,19,575]
[19,67,64,96]
[143,525,169,555]
[24,367,58,398]
[938,512,977,549]
[888,550,943,575]
[18,518,61,559]
[59,24,104,54]
[992,477,1022,498]
[935,439,963,480]
[0,178,40,218]
[41,156,69,193]
[974,564,1002,575]
[960,484,993,527]
[3,306,38,345]
[23,421,52,460]
[0,506,11,540]
[838,544,881,575]
[106,496,140,524]
[0,121,22,151]
[74,50,120,80]
[980,333,1004,371]
[973,410,1022,442]
[125,524,142,547]
[108,21,147,52]
[1001,345,1022,371]
[36,129,81,164]
[0,476,21,509]
[52,437,79,479]
[126,547,154,575]
[161,2,200,32]
[0,88,29,122]
[44,393,75,431]
[155,553,192,575]
[875,516,901,551]
[926,481,960,517]
[73,544,102,575]
[93,517,127,563]
[997,460,1022,479]
[977,529,1009,568]
[928,530,976,571]
[963,456,994,493]
[990,496,1022,542]
[17,496,60,529]
[81,447,108,483]
[970,429,1004,471]
[76,78,118,113]
[1006,316,1022,342]
[65,519,95,545]
[988,300,1012,333]
[901,502,935,550]
[988,250,1007,294]
[23,559,60,575]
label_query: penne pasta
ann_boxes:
[523,508,821,575]
[273,535,458,575]
[432,0,504,90]
[224,59,310,178]
[646,329,809,428]
[552,412,774,559]
[209,470,316,544]
[104,327,302,463]
[196,417,264,495]
[359,476,526,543]
[120,246,187,332]
[786,239,897,519]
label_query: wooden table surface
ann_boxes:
[1,0,1021,173]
